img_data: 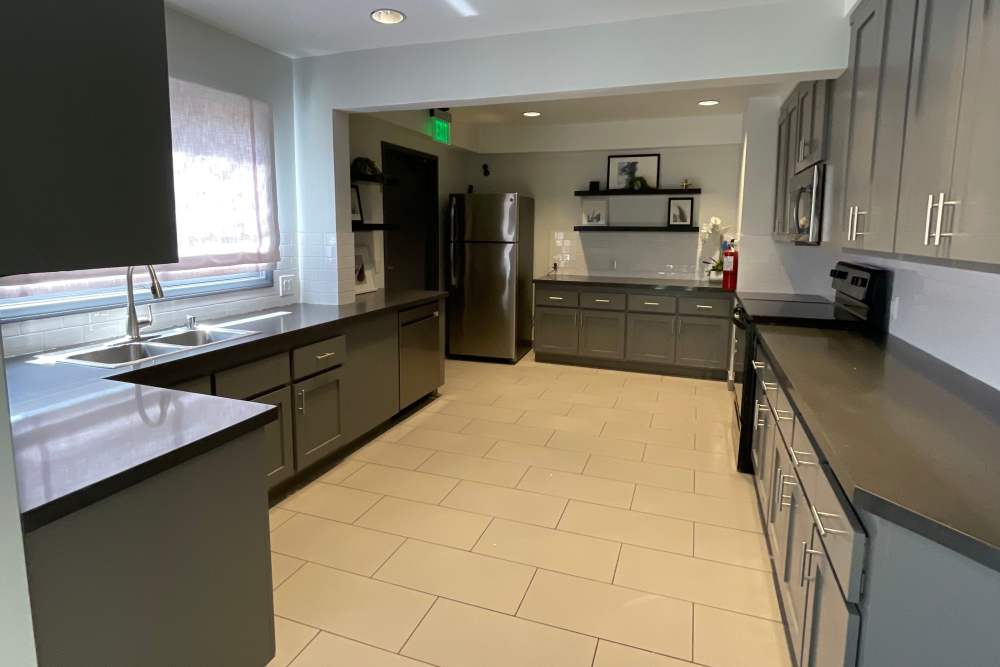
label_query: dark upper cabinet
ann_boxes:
[0,0,177,277]
[793,80,830,173]
[774,102,795,238]
[895,0,974,257]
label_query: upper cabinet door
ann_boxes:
[774,106,793,237]
[842,0,888,249]
[0,0,178,277]
[895,0,973,257]
[794,80,829,174]
[947,0,1000,263]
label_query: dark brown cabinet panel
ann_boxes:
[1,0,178,276]
[675,316,730,369]
[579,310,626,360]
[292,368,343,471]
[534,307,579,355]
[399,306,443,409]
[625,314,676,365]
[255,386,295,489]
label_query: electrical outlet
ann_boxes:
[279,274,296,297]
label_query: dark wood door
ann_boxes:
[381,143,439,290]
[1,0,178,276]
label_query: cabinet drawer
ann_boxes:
[535,287,579,308]
[678,296,732,317]
[627,294,677,313]
[803,457,866,603]
[579,292,625,311]
[293,335,346,380]
[215,353,290,400]
[400,302,439,325]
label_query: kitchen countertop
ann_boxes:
[6,289,446,531]
[534,274,727,292]
[756,325,1000,572]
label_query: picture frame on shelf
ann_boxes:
[580,197,609,226]
[354,237,378,294]
[350,185,364,223]
[606,153,660,190]
[667,196,696,228]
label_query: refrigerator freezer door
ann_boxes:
[447,241,518,360]
[450,194,519,242]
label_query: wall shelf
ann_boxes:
[574,187,702,197]
[573,225,700,233]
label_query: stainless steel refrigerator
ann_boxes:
[447,193,534,363]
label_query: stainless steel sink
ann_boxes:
[151,328,254,347]
[62,342,185,368]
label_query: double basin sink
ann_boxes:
[55,327,256,368]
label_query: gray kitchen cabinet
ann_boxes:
[579,310,626,360]
[895,0,974,257]
[171,376,213,395]
[751,384,773,508]
[770,436,795,576]
[534,306,579,356]
[675,316,730,369]
[946,0,1000,263]
[774,103,794,236]
[625,313,676,365]
[292,368,343,471]
[783,470,815,666]
[342,310,401,445]
[2,0,178,277]
[801,528,862,667]
[215,354,290,400]
[794,80,830,173]
[399,304,443,410]
[254,386,295,489]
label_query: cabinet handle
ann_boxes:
[774,409,794,422]
[799,541,825,586]
[297,389,307,415]
[810,505,848,536]
[643,301,660,306]
[762,381,777,391]
[753,400,761,431]
[594,298,611,303]
[924,194,937,245]
[846,205,855,241]
[791,449,816,466]
[854,210,867,237]
[933,193,959,246]
[695,304,714,310]
[751,360,766,371]
[315,351,337,360]
[548,296,564,301]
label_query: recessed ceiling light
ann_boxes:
[698,100,720,107]
[522,111,541,118]
[370,8,406,24]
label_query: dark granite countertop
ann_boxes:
[534,273,727,292]
[6,289,445,531]
[756,325,1000,572]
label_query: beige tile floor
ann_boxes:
[267,354,792,667]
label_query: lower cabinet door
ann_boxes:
[675,316,730,369]
[769,434,794,568]
[802,528,861,667]
[253,386,295,489]
[399,309,443,410]
[292,367,344,470]
[782,480,813,664]
[534,306,579,355]
[625,313,676,365]
[579,309,625,360]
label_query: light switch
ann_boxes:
[279,274,296,297]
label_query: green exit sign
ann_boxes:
[428,116,451,145]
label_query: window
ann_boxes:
[0,78,280,321]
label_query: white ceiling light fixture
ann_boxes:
[370,8,406,24]
[522,111,541,118]
[698,99,721,107]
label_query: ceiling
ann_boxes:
[443,84,784,126]
[167,0,788,58]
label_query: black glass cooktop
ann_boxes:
[737,293,864,328]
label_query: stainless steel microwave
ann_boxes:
[775,163,824,245]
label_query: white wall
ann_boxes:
[0,351,37,665]
[470,145,742,279]
[2,9,301,358]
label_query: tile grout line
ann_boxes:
[397,595,440,658]
[513,567,539,616]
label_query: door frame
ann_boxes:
[380,141,440,290]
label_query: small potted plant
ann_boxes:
[702,256,724,283]
[699,216,732,282]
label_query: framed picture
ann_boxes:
[607,153,660,190]
[667,197,695,228]
[351,185,364,223]
[580,198,609,226]
[354,238,378,294]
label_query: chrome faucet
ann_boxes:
[125,265,165,341]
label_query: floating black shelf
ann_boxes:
[573,225,700,233]
[352,222,397,232]
[574,187,702,197]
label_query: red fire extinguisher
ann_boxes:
[722,240,739,292]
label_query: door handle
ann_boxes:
[548,296,564,301]
[810,505,848,536]
[799,541,825,586]
[924,194,938,246]
[297,389,307,415]
[854,210,867,237]
[752,360,765,371]
[594,298,611,303]
[643,301,660,306]
[774,409,794,422]
[847,206,855,240]
[762,381,777,391]
[933,192,959,246]
[315,351,337,360]
[695,304,714,310]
